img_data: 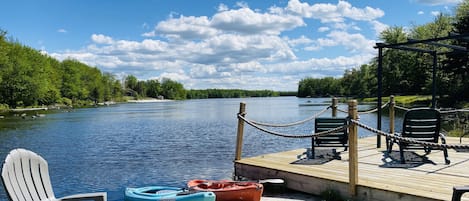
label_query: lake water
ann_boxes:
[0,97,401,201]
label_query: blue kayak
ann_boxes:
[125,186,216,201]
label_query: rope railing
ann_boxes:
[358,101,390,114]
[247,105,331,127]
[337,108,348,114]
[337,100,390,114]
[394,105,469,114]
[234,99,468,198]
[237,99,468,149]
[350,119,469,149]
[237,113,347,138]
[241,113,469,149]
[394,105,411,111]
[440,108,469,114]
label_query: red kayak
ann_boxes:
[188,180,263,201]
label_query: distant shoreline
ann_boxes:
[127,99,173,103]
[10,107,48,112]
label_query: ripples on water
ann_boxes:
[0,97,401,201]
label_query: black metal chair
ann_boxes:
[311,117,348,159]
[388,108,450,164]
[452,186,469,201]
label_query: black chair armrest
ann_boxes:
[439,132,447,144]
[452,186,469,201]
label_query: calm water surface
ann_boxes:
[0,97,401,201]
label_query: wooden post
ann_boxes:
[332,97,338,117]
[348,100,358,197]
[389,95,395,150]
[235,102,246,161]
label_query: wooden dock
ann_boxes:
[234,136,469,201]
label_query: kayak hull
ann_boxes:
[188,180,263,201]
[125,186,216,201]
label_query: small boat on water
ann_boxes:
[187,180,263,201]
[125,186,216,201]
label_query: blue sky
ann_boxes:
[0,0,464,91]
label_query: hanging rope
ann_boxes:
[394,105,411,111]
[337,100,390,114]
[357,101,390,114]
[337,108,348,114]
[247,105,331,127]
[238,114,347,138]
[439,108,469,114]
[236,100,469,149]
[389,105,468,113]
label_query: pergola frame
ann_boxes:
[374,33,469,148]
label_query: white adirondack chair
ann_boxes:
[1,148,107,201]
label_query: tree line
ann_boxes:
[124,75,286,99]
[123,75,287,100]
[123,75,187,100]
[186,89,280,99]
[298,0,469,107]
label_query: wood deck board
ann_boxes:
[235,136,469,201]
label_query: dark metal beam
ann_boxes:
[427,41,468,52]
[375,33,469,49]
[375,43,435,53]
[449,32,469,42]
[407,38,468,52]
[393,45,435,54]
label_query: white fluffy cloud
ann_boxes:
[154,16,218,40]
[211,7,305,35]
[431,11,442,16]
[370,20,389,36]
[50,0,384,91]
[91,34,114,44]
[285,0,384,22]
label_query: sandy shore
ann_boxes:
[127,99,173,103]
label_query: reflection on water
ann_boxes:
[0,97,401,201]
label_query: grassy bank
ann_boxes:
[361,95,433,106]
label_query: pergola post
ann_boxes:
[432,51,437,108]
[377,47,383,148]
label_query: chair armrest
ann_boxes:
[58,192,107,201]
[452,186,469,201]
[439,133,447,144]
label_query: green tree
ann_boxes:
[0,43,45,107]
[341,64,376,98]
[61,60,86,102]
[145,79,161,98]
[379,26,412,95]
[125,75,138,91]
[39,57,62,105]
[135,80,146,98]
[161,78,186,100]
[440,0,469,105]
